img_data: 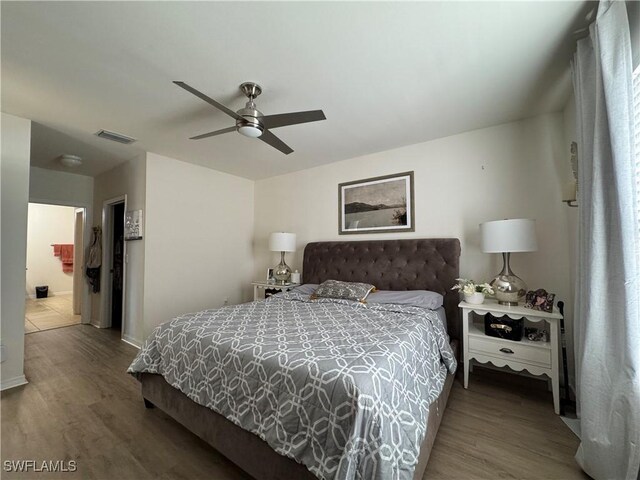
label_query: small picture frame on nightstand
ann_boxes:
[266,268,275,284]
[524,289,555,313]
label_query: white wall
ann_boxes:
[143,153,254,337]
[30,167,94,208]
[254,113,574,381]
[92,154,146,346]
[29,167,94,324]
[26,203,76,297]
[1,113,31,390]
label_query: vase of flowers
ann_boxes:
[452,278,494,305]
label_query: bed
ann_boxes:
[129,238,461,480]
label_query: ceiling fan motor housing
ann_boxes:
[236,102,264,137]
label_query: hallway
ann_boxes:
[25,293,81,333]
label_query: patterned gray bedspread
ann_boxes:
[128,292,456,480]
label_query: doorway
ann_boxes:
[25,202,85,333]
[110,202,124,331]
[101,196,126,334]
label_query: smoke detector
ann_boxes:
[59,154,82,168]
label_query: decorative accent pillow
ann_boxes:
[311,280,376,303]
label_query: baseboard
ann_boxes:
[1,375,28,391]
[122,335,141,349]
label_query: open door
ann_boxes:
[72,208,84,315]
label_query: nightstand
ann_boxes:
[459,299,564,414]
[252,282,299,301]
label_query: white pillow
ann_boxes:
[366,290,443,309]
[290,284,319,296]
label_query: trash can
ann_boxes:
[35,286,49,299]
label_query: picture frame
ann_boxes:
[266,268,275,283]
[524,289,556,313]
[338,171,415,235]
[124,209,143,241]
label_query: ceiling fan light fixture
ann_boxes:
[236,113,264,138]
[237,125,263,138]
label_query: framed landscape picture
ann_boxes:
[339,171,415,234]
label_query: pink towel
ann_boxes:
[52,244,74,273]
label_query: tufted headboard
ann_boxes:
[302,239,461,342]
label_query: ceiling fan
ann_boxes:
[174,81,326,155]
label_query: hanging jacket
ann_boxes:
[86,228,102,269]
[86,228,102,293]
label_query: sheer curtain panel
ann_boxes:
[572,1,640,479]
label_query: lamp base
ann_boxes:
[490,274,527,305]
[490,252,527,305]
[273,251,292,284]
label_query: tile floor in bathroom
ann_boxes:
[25,293,81,333]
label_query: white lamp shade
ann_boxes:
[480,219,537,253]
[269,232,296,252]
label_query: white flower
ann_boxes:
[479,283,495,295]
[462,284,476,295]
[452,278,494,296]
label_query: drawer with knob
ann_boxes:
[468,335,551,367]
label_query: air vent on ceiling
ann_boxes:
[95,129,136,145]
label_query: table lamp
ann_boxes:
[269,232,296,284]
[480,219,537,305]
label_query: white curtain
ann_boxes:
[572,1,640,479]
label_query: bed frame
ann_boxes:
[140,238,461,480]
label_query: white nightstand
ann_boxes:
[252,282,299,301]
[460,299,564,414]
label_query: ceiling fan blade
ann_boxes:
[189,126,236,140]
[262,110,326,129]
[174,81,241,121]
[259,130,293,155]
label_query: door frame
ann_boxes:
[100,195,127,338]
[28,199,91,325]
[72,208,85,315]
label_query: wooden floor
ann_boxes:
[1,325,587,480]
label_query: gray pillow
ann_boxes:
[366,290,443,309]
[311,280,376,303]
[291,284,319,296]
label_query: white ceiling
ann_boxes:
[1,1,589,180]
